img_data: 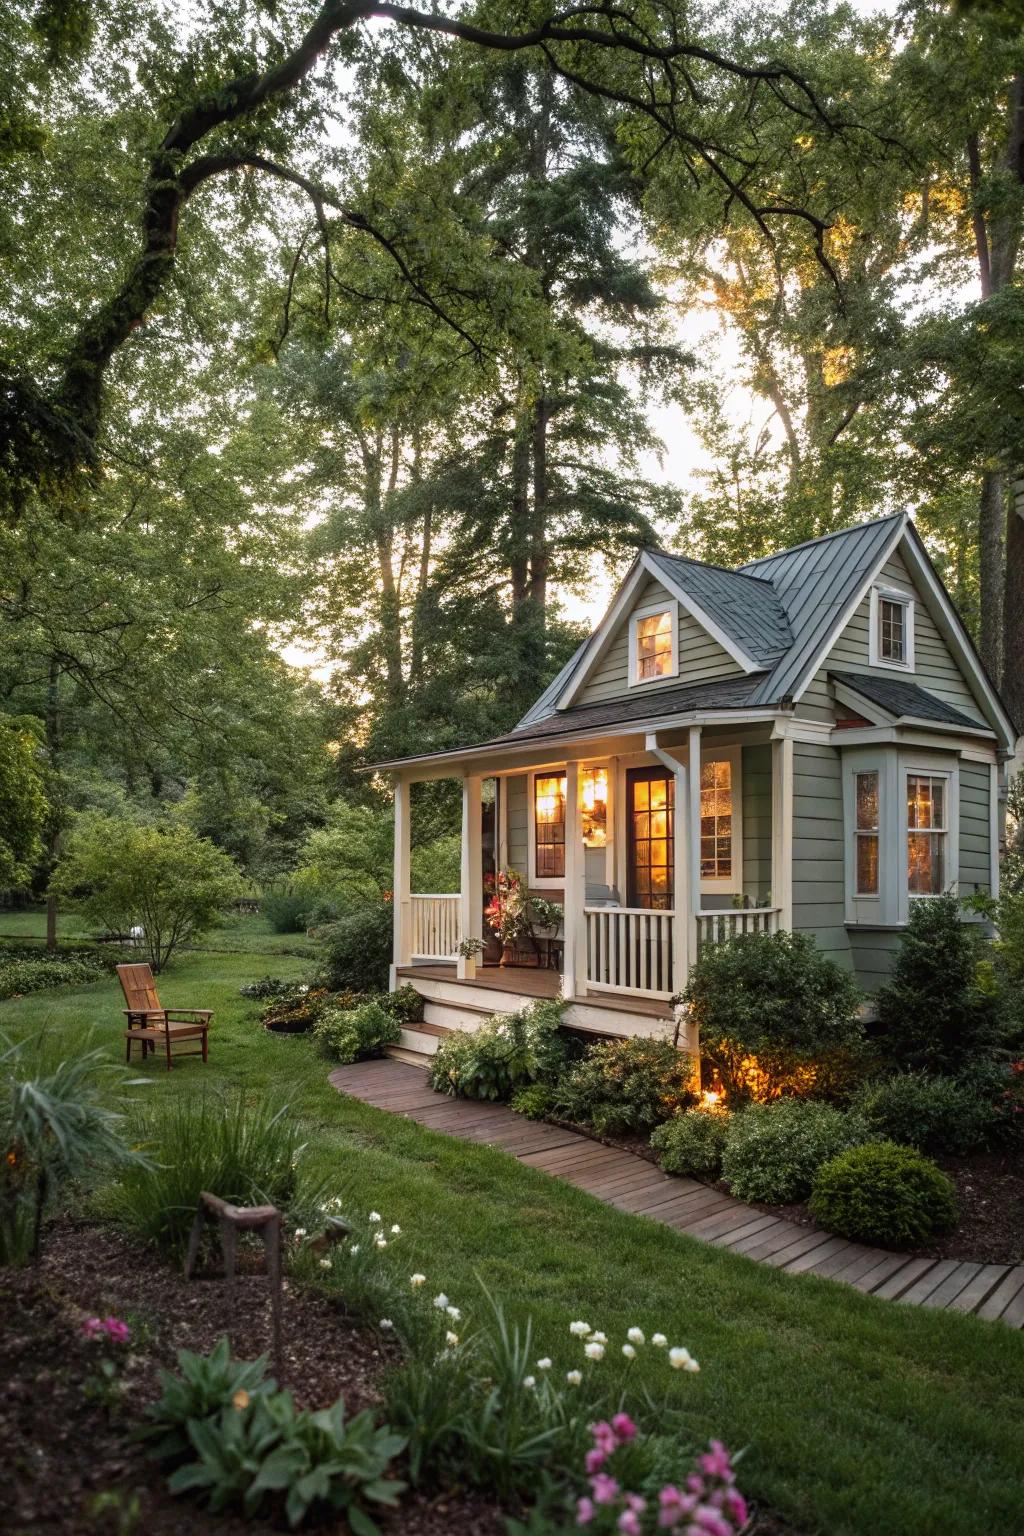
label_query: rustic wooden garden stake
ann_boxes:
[184,1192,283,1380]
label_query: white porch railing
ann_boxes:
[585,906,675,998]
[696,908,781,947]
[410,894,461,961]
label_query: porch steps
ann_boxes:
[387,1019,451,1062]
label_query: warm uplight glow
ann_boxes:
[581,766,608,847]
[701,1089,722,1109]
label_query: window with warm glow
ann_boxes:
[700,759,733,880]
[855,771,879,895]
[636,610,673,681]
[907,773,947,895]
[534,774,566,879]
[581,766,608,847]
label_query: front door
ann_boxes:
[626,768,674,909]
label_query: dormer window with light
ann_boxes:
[869,586,914,671]
[629,602,679,686]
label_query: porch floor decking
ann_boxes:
[398,963,675,1019]
[329,1058,1024,1328]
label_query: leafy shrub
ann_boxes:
[509,1082,558,1120]
[260,986,333,1033]
[429,1000,568,1102]
[239,975,295,1001]
[144,1339,405,1530]
[0,954,106,999]
[875,894,1002,1074]
[1,1039,147,1264]
[684,931,865,1103]
[313,1000,401,1064]
[0,716,47,888]
[852,1071,997,1157]
[316,904,393,993]
[261,888,309,934]
[387,984,424,1025]
[810,1141,957,1247]
[720,1099,871,1204]
[113,1092,304,1254]
[553,1037,697,1136]
[651,1108,730,1180]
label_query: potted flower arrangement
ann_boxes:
[484,871,563,967]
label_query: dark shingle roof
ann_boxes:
[828,671,990,732]
[646,551,792,667]
[498,675,762,747]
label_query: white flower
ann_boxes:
[349,1244,360,1255]
[445,1330,459,1347]
[537,1357,552,1371]
[587,1331,608,1345]
[522,1375,536,1389]
[566,1370,582,1386]
[391,1224,401,1235]
[379,1318,394,1331]
[319,1258,332,1270]
[446,1306,461,1321]
[622,1343,636,1360]
[652,1333,668,1348]
[584,1341,605,1361]
[669,1346,699,1372]
[411,1274,426,1288]
[569,1320,591,1337]
[433,1293,449,1310]
[627,1327,645,1346]
[294,1228,307,1239]
[369,1211,382,1224]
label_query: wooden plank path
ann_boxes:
[330,1059,1024,1327]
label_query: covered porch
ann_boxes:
[389,717,794,1036]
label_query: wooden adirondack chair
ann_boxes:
[117,963,212,1070]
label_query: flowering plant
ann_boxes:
[574,1420,747,1535]
[484,870,530,946]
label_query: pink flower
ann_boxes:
[625,1493,647,1513]
[693,1506,732,1536]
[591,1419,618,1453]
[585,1448,607,1474]
[590,1473,621,1507]
[618,1513,641,1536]
[724,1490,748,1528]
[612,1412,638,1444]
[576,1497,596,1526]
[658,1485,696,1528]
[82,1317,103,1340]
[699,1441,733,1482]
[102,1317,130,1344]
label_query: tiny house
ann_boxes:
[374,514,1016,1060]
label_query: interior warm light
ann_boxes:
[701,1089,722,1109]
[581,766,608,847]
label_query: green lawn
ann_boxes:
[0,905,315,957]
[2,930,1022,1536]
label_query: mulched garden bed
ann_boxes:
[0,1221,505,1536]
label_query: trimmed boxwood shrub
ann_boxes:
[553,1038,697,1137]
[720,1099,871,1204]
[810,1141,957,1247]
[852,1071,997,1157]
[651,1108,730,1180]
[684,931,865,1104]
[313,999,401,1064]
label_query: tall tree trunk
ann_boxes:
[978,471,1005,682]
[1003,478,1024,731]
[44,656,60,952]
[509,398,531,611]
[409,435,433,685]
[528,392,550,617]
[363,431,405,702]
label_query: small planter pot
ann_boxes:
[499,942,516,967]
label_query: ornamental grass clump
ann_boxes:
[810,1141,957,1247]
[720,1099,872,1204]
[651,1107,731,1180]
[554,1038,697,1136]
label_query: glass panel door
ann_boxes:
[627,769,674,909]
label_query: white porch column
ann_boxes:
[686,725,702,971]
[673,759,689,996]
[563,760,585,998]
[771,724,794,930]
[391,774,412,990]
[458,774,483,978]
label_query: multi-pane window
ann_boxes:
[907,774,947,895]
[700,760,733,880]
[636,611,674,681]
[630,773,674,909]
[534,774,566,879]
[855,771,879,895]
[879,597,906,664]
[581,766,608,848]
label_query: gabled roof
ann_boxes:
[740,513,905,706]
[829,671,991,733]
[500,674,761,747]
[646,551,792,668]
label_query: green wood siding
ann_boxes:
[959,760,992,896]
[576,576,743,706]
[848,928,902,992]
[741,743,772,905]
[506,774,528,875]
[791,741,851,969]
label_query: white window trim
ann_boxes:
[900,754,959,920]
[527,768,568,889]
[699,744,743,898]
[843,749,898,925]
[628,600,679,688]
[869,585,915,672]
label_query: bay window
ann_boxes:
[906,773,947,896]
[855,771,879,895]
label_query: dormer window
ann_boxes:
[629,603,679,686]
[869,586,914,671]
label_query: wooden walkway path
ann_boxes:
[330,1059,1024,1328]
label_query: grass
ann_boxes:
[1,925,1022,1535]
[0,905,316,957]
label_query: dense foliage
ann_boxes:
[684,932,865,1103]
[313,1000,402,1064]
[810,1142,958,1248]
[719,1100,872,1206]
[651,1109,731,1181]
[429,1000,569,1102]
[852,1071,998,1157]
[553,1037,698,1137]
[314,906,394,995]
